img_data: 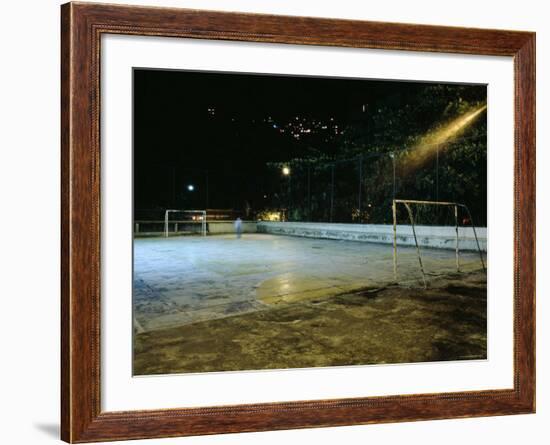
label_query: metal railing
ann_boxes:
[164,210,206,237]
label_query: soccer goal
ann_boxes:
[392,199,485,287]
[164,209,207,237]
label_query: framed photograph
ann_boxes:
[61,2,535,442]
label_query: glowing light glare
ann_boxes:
[402,103,487,173]
[187,184,194,191]
[256,211,282,221]
[282,166,291,176]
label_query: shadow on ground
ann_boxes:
[33,423,59,439]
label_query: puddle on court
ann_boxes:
[256,273,374,305]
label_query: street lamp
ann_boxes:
[282,166,290,176]
[187,184,195,191]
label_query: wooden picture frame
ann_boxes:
[61,2,535,442]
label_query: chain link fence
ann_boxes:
[266,136,487,227]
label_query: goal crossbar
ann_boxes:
[392,199,485,287]
[394,199,459,206]
[164,209,207,237]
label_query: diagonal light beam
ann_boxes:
[401,103,487,173]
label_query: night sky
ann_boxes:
[133,69,484,216]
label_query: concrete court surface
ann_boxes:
[133,233,487,374]
[133,233,485,332]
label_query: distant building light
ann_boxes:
[187,184,195,191]
[282,166,290,176]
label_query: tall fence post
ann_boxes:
[288,171,292,221]
[330,164,335,223]
[436,145,440,202]
[205,170,209,210]
[358,155,363,223]
[307,164,311,221]
[454,204,460,272]
[391,152,396,200]
[392,199,397,282]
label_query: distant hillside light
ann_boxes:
[282,166,291,176]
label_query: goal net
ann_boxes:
[392,199,485,287]
[164,209,207,237]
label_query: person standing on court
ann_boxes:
[234,217,243,239]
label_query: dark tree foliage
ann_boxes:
[134,69,486,226]
[271,84,487,226]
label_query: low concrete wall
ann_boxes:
[134,220,257,236]
[207,221,257,234]
[257,221,486,252]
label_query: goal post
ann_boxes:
[392,199,485,287]
[164,209,207,237]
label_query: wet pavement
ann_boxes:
[134,271,487,375]
[133,234,485,332]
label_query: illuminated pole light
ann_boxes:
[187,184,195,191]
[282,166,290,176]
